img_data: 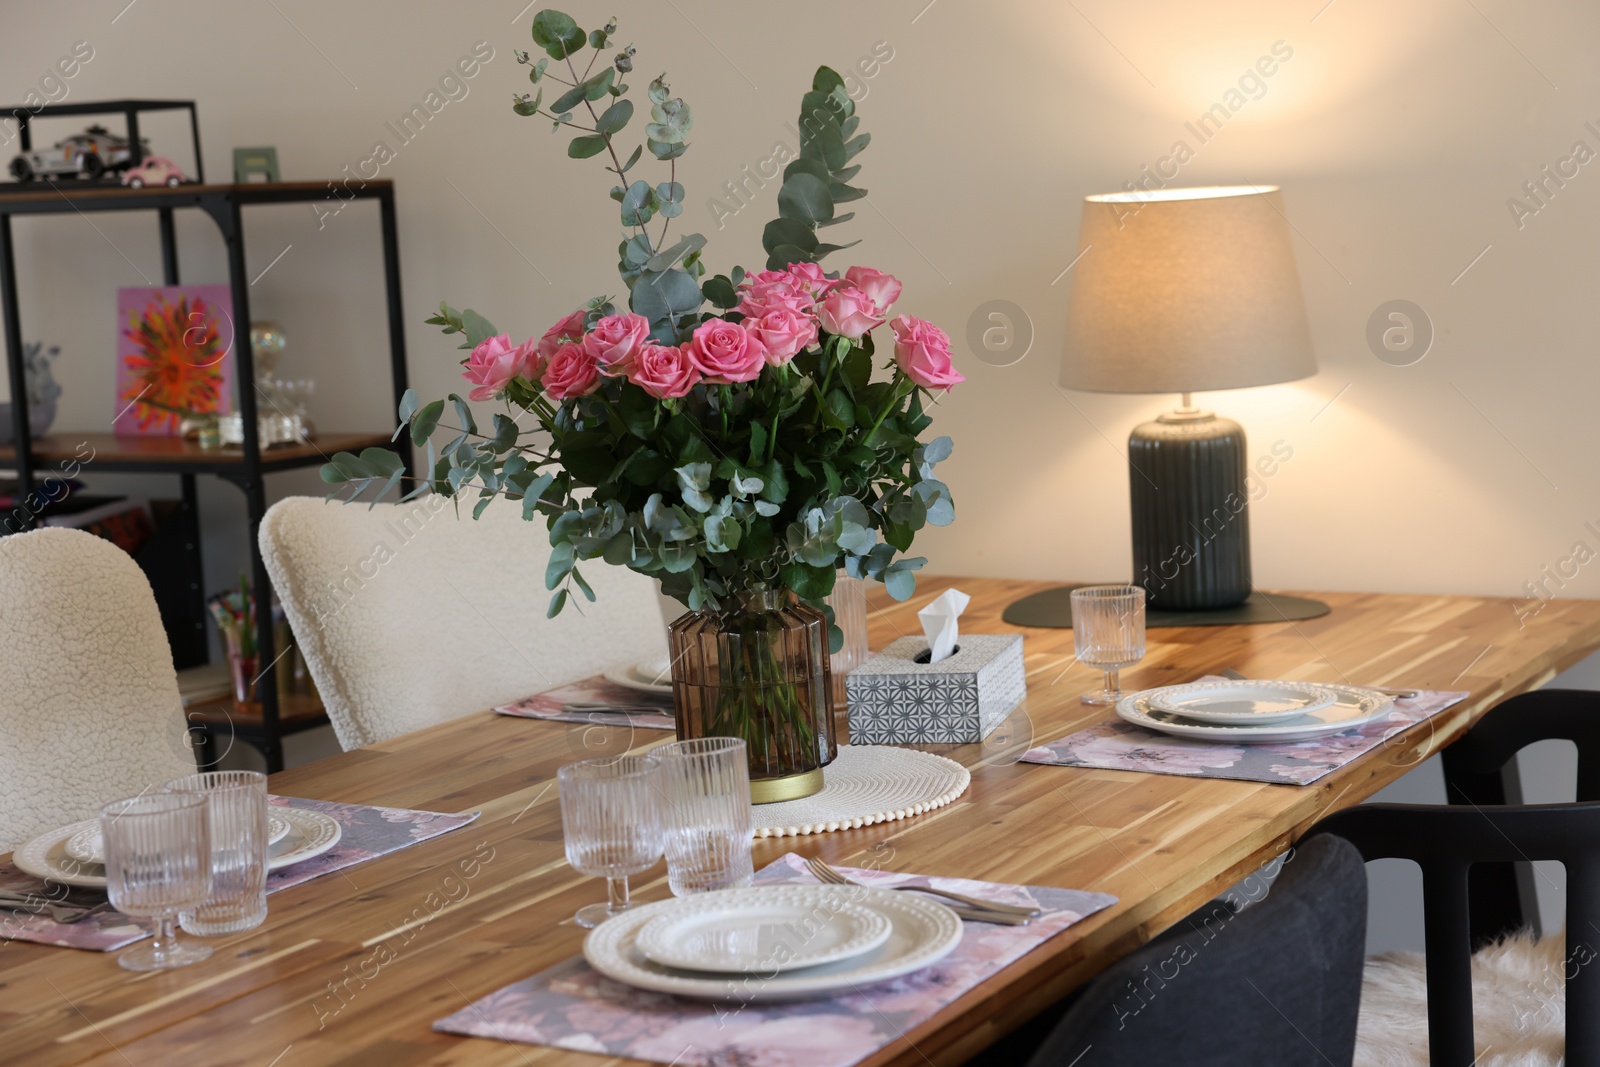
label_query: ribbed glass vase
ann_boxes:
[667,589,837,803]
[824,574,869,744]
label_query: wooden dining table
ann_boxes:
[8,576,1600,1067]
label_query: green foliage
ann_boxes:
[320,35,952,625]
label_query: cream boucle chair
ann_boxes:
[261,495,670,749]
[0,528,195,854]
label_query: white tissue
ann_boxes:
[918,588,970,664]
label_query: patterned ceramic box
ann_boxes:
[846,633,1025,744]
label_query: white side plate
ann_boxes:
[584,884,963,1001]
[1117,684,1394,744]
[634,885,893,973]
[64,811,293,865]
[1144,680,1338,725]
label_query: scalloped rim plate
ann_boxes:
[584,884,963,1001]
[1144,680,1340,725]
[15,807,342,888]
[634,885,894,973]
[1117,684,1394,744]
[64,811,293,865]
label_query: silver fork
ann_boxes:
[1219,668,1418,700]
[0,892,93,923]
[805,857,1042,920]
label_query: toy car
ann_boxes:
[121,156,186,188]
[8,125,148,181]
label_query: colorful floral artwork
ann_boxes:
[434,853,1116,1067]
[114,284,234,434]
[1019,686,1469,786]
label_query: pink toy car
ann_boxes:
[121,156,186,188]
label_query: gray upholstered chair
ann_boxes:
[261,495,670,749]
[0,527,195,853]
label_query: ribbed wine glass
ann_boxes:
[100,793,214,971]
[557,755,663,928]
[1071,585,1147,705]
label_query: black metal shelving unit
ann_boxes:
[0,177,413,771]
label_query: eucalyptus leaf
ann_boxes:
[595,98,633,135]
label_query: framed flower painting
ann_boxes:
[114,284,235,435]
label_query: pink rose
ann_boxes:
[685,319,768,383]
[629,342,703,399]
[891,314,965,391]
[582,312,651,377]
[745,307,819,365]
[817,287,886,340]
[737,273,810,319]
[844,266,902,311]
[784,262,842,298]
[537,308,587,361]
[462,333,540,401]
[541,341,601,400]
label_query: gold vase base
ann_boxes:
[750,767,825,804]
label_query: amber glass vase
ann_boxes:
[668,589,837,803]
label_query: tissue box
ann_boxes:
[846,633,1025,744]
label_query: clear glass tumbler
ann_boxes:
[100,793,213,971]
[558,755,663,928]
[656,737,755,896]
[164,770,269,935]
[1071,584,1147,705]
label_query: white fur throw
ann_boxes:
[1357,931,1565,1066]
[261,496,670,749]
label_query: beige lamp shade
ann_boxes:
[1059,185,1316,394]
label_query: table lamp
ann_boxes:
[1009,185,1327,626]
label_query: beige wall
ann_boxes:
[4,0,1598,618]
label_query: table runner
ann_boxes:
[1019,685,1469,785]
[433,852,1116,1067]
[0,796,478,952]
[496,674,675,731]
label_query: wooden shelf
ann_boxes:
[185,690,329,733]
[0,179,394,212]
[0,431,394,474]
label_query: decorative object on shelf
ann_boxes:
[824,573,869,743]
[9,124,149,183]
[216,323,313,447]
[209,576,259,705]
[324,10,962,803]
[0,339,61,444]
[121,155,186,188]
[232,146,280,184]
[114,285,234,435]
[1054,185,1322,615]
[846,633,1025,745]
[668,590,836,802]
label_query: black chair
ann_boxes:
[1013,834,1367,1067]
[1439,688,1600,944]
[1303,688,1600,1067]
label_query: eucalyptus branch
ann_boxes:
[566,52,653,256]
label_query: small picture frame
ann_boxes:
[232,146,280,183]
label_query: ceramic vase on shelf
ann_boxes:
[667,589,837,804]
[824,574,869,745]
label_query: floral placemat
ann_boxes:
[0,796,478,952]
[433,852,1116,1067]
[495,674,675,731]
[1019,685,1469,785]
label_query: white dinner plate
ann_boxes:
[1144,680,1338,725]
[584,884,963,1001]
[634,885,894,973]
[14,807,341,888]
[64,811,293,865]
[1117,684,1394,744]
[603,655,674,696]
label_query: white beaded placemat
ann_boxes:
[752,744,971,838]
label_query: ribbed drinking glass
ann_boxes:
[100,793,213,971]
[164,770,269,935]
[656,737,755,896]
[558,755,663,928]
[1071,584,1147,705]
